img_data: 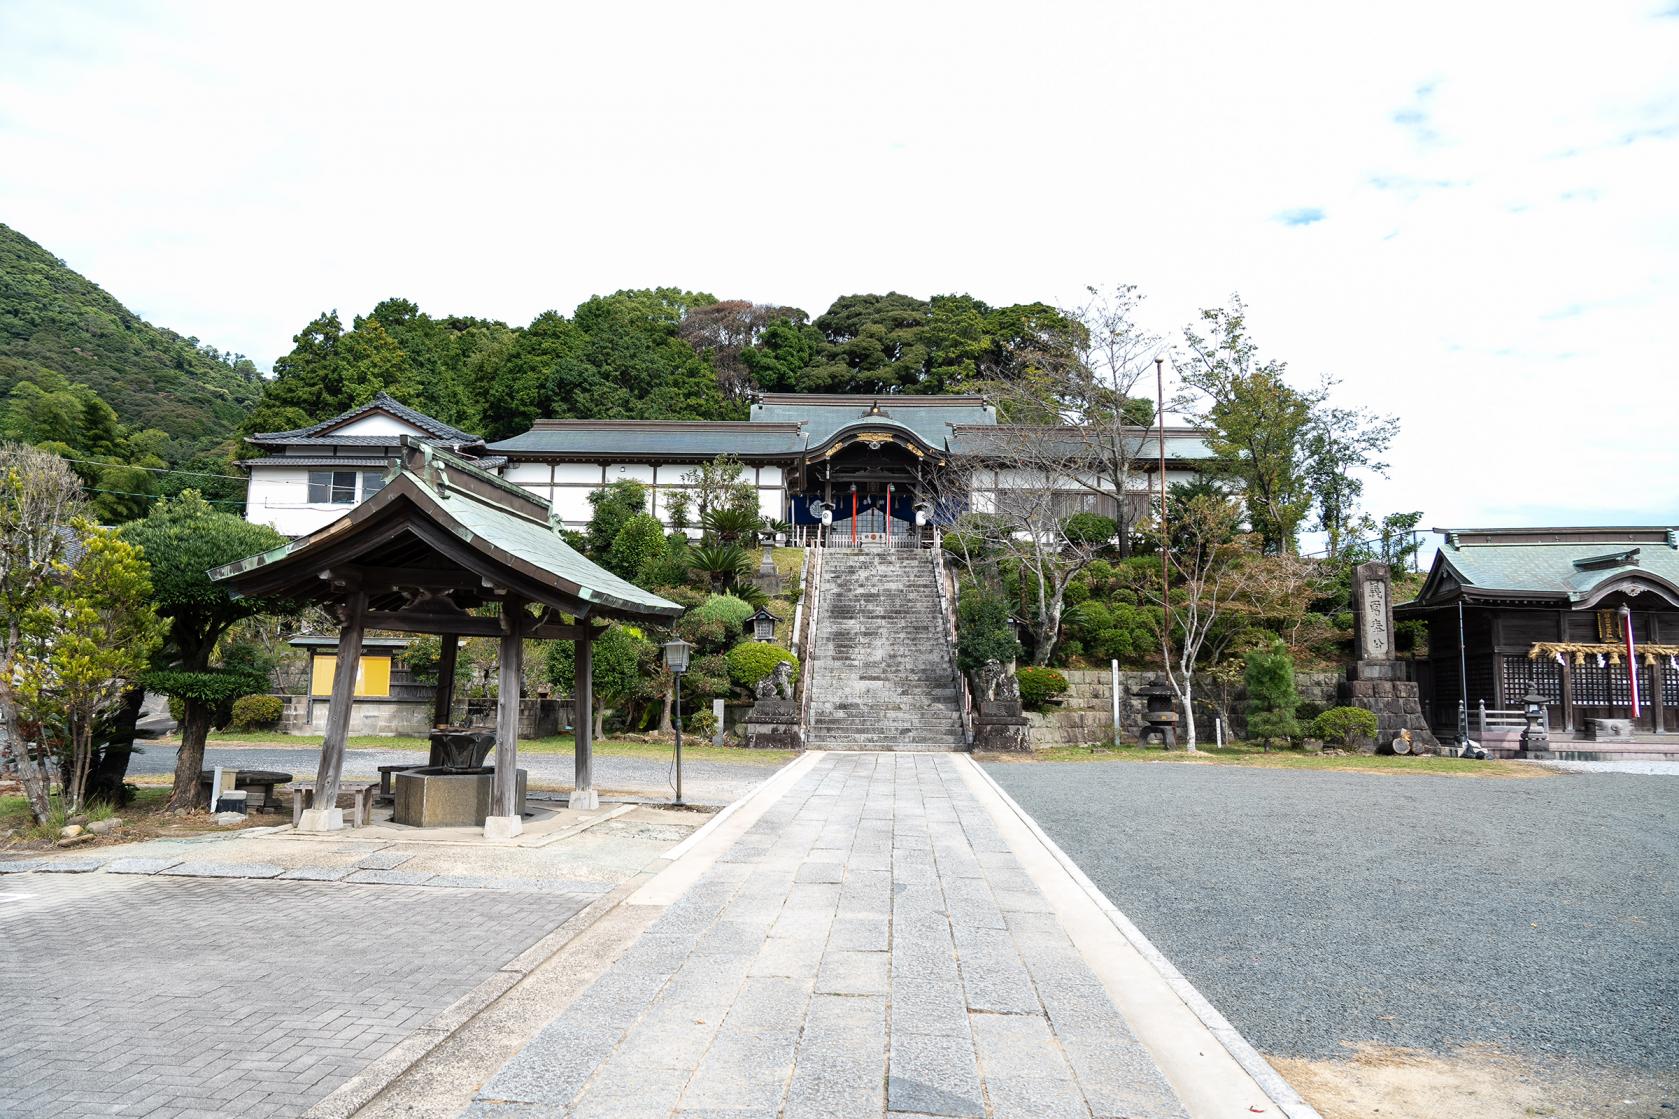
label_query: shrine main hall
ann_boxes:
[242,392,1214,543]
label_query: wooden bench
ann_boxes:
[287,781,378,828]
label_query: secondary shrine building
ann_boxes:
[1397,526,1679,738]
[243,392,1214,544]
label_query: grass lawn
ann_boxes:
[981,741,1546,777]
[2,785,178,842]
[171,731,795,767]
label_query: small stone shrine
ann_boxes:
[745,660,802,750]
[970,659,1030,752]
[1340,562,1438,751]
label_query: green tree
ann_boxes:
[585,479,649,559]
[245,311,347,433]
[1242,640,1301,747]
[338,317,418,406]
[12,521,162,818]
[955,590,1023,672]
[118,492,294,810]
[1178,297,1314,553]
[0,444,87,821]
[606,513,668,585]
[590,625,655,737]
[740,317,822,392]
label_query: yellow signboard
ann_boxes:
[309,655,392,697]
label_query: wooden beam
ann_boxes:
[308,589,367,829]
[570,625,597,810]
[339,566,483,592]
[528,621,611,641]
[433,633,459,727]
[491,600,526,826]
[363,611,502,637]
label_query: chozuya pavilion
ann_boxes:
[212,440,680,837]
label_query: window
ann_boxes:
[307,470,357,504]
[362,471,388,499]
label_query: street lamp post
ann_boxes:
[663,638,692,806]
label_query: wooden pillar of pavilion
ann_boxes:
[570,627,598,810]
[433,632,459,727]
[300,589,367,832]
[485,600,527,839]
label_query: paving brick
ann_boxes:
[0,873,577,1119]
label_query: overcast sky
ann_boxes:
[2,1,1676,541]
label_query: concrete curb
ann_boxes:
[962,756,1326,1119]
[300,757,810,1119]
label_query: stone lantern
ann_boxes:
[1138,675,1179,749]
[1519,688,1550,756]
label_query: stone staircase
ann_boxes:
[804,550,969,751]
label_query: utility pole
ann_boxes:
[1156,355,1171,670]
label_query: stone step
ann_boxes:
[802,735,967,746]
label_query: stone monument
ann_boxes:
[1339,561,1438,752]
[970,659,1030,752]
[745,660,802,750]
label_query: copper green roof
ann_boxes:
[488,420,804,460]
[750,393,996,447]
[211,440,680,623]
[1402,527,1679,611]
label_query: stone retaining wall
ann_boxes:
[278,695,571,738]
[1025,668,1343,749]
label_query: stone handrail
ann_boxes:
[797,544,824,737]
[931,533,974,749]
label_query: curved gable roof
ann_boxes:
[250,393,482,447]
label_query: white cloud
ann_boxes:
[1,0,1676,536]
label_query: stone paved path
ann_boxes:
[0,874,578,1119]
[469,752,1187,1118]
[125,746,768,805]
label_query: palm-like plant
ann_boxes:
[701,506,760,545]
[689,543,751,592]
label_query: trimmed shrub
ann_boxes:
[686,709,717,738]
[1016,666,1068,711]
[1063,512,1117,546]
[229,694,284,731]
[956,590,1022,672]
[605,513,668,584]
[1311,706,1379,749]
[725,642,799,690]
[691,593,755,636]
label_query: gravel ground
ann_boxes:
[1539,759,1679,776]
[983,761,1679,1070]
[124,743,772,805]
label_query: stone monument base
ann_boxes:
[973,699,1030,752]
[1339,660,1439,752]
[745,698,803,750]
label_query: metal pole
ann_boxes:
[673,671,684,806]
[1155,355,1171,671]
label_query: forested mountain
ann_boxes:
[0,223,264,517]
[0,218,1093,512]
[0,224,262,456]
[253,290,1084,441]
